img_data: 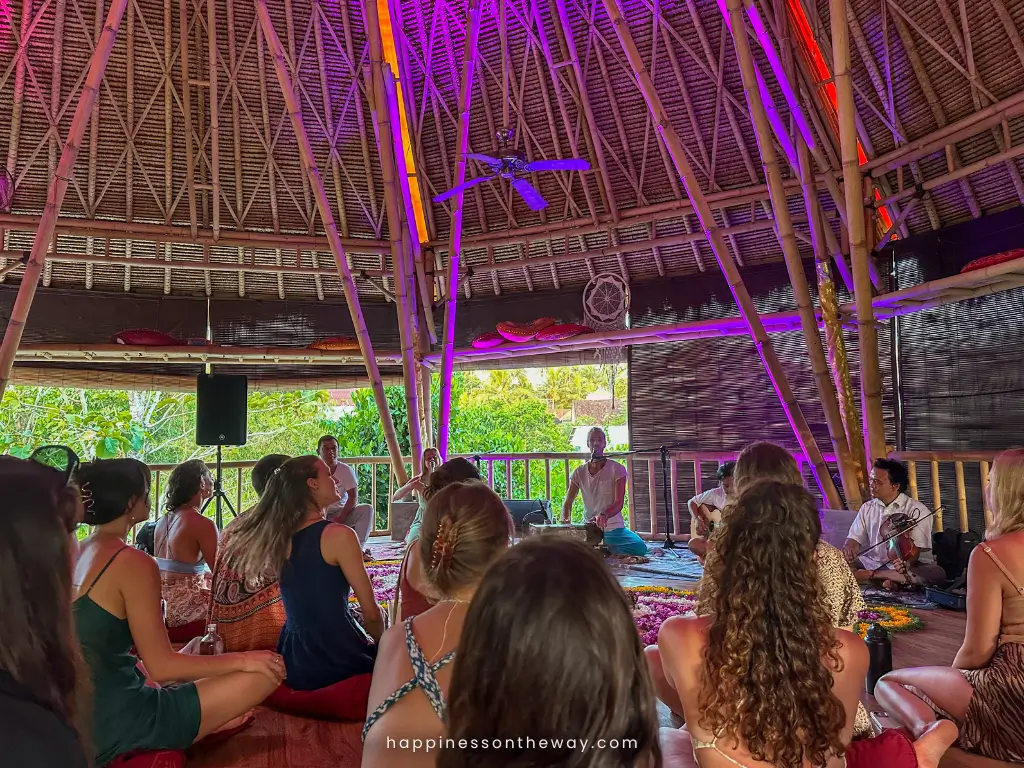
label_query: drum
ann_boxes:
[525,522,605,548]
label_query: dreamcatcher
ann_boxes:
[583,272,629,363]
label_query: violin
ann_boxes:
[883,512,919,567]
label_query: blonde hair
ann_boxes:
[419,481,513,598]
[988,448,1024,537]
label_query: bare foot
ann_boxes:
[912,720,958,768]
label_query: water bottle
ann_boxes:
[864,623,893,695]
[199,623,224,656]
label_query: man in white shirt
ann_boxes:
[687,462,735,561]
[562,427,647,556]
[843,458,946,588]
[317,435,374,557]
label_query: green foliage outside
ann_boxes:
[1,365,627,528]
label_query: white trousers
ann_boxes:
[329,503,374,547]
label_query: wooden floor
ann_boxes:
[188,579,1007,768]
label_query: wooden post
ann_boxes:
[437,0,482,458]
[830,0,887,464]
[602,0,839,505]
[0,0,130,398]
[363,0,423,476]
[728,0,853,510]
[254,0,407,484]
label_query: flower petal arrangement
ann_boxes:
[853,605,923,638]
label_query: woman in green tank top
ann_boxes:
[72,459,286,766]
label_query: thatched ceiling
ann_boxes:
[2,0,1024,304]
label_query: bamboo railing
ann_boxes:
[888,451,1000,533]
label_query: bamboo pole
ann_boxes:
[602,0,839,505]
[0,0,130,398]
[830,0,886,464]
[728,0,853,509]
[436,0,482,459]
[363,0,422,476]
[254,0,407,484]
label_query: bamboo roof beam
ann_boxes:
[831,0,887,464]
[727,0,854,509]
[254,0,408,485]
[437,0,483,459]
[601,0,839,506]
[0,0,130,399]
[364,0,423,476]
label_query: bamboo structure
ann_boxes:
[364,0,423,477]
[602,0,840,507]
[436,0,483,458]
[254,0,408,484]
[727,0,858,508]
[0,0,130,398]
[829,0,887,464]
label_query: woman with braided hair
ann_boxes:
[362,480,513,768]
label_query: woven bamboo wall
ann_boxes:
[627,261,896,530]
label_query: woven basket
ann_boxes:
[535,323,594,342]
[495,317,557,343]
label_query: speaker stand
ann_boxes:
[201,444,237,529]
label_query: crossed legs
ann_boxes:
[873,666,975,739]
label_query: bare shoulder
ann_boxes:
[321,521,359,559]
[658,614,707,645]
[833,628,870,671]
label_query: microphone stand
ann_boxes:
[660,446,677,551]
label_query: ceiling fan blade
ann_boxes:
[432,175,495,203]
[511,177,548,211]
[466,153,502,165]
[523,158,590,173]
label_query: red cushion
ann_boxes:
[166,619,206,644]
[496,317,557,343]
[112,329,180,346]
[960,248,1024,273]
[104,750,185,768]
[535,323,594,342]
[308,336,359,351]
[471,331,505,349]
[265,674,373,721]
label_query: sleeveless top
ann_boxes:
[362,618,455,740]
[154,513,208,575]
[980,544,1024,645]
[276,520,377,690]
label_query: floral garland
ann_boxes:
[853,605,923,638]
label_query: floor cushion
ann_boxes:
[265,674,373,722]
[112,329,180,346]
[535,322,594,342]
[960,248,1024,273]
[105,750,185,768]
[308,336,359,351]
[471,331,505,349]
[496,317,557,342]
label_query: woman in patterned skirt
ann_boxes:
[876,447,1024,763]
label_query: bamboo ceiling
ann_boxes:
[3,0,1024,303]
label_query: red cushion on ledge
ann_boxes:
[104,750,185,768]
[111,329,181,346]
[266,674,373,721]
[960,248,1024,273]
[166,619,206,644]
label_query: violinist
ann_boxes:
[843,459,947,590]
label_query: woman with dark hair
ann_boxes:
[209,453,290,652]
[222,454,383,691]
[394,457,482,623]
[73,458,285,766]
[155,458,217,632]
[363,481,513,767]
[657,480,956,768]
[0,454,88,767]
[438,537,662,768]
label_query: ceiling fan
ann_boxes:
[433,127,590,211]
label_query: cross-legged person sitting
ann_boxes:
[317,435,374,558]
[154,459,218,635]
[72,458,285,767]
[394,457,482,624]
[436,536,662,768]
[562,426,648,556]
[843,459,946,590]
[687,461,734,562]
[363,480,513,767]
[875,447,1024,763]
[222,455,383,693]
[209,453,289,652]
[656,480,957,768]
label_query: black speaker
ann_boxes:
[196,374,248,446]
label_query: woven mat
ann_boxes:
[607,548,704,581]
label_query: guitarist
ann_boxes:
[687,462,735,562]
[843,459,946,590]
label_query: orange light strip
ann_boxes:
[786,0,893,230]
[378,0,429,243]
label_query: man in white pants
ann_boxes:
[317,435,374,558]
